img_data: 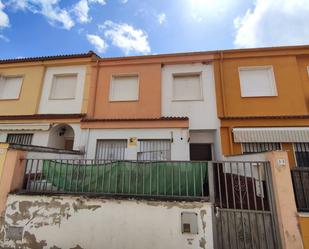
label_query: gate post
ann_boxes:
[266,151,304,249]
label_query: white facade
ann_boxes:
[83,128,190,160]
[0,123,83,151]
[38,65,86,114]
[162,63,220,130]
[162,63,222,160]
[1,195,214,249]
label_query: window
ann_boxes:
[294,143,309,167]
[239,66,277,97]
[110,75,139,101]
[49,74,77,100]
[138,139,171,161]
[0,76,23,100]
[242,142,281,154]
[95,140,127,160]
[173,73,202,101]
[6,134,33,145]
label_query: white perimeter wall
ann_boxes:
[1,195,214,249]
[162,63,220,130]
[38,65,86,114]
[83,128,190,160]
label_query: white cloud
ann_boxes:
[100,20,151,55]
[0,34,9,42]
[89,0,106,4]
[120,0,128,3]
[9,0,74,30]
[0,0,9,29]
[157,13,166,24]
[234,0,309,48]
[74,0,91,23]
[86,34,108,53]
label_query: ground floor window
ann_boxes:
[294,143,309,167]
[95,139,127,160]
[6,133,33,145]
[137,139,171,161]
[242,142,281,154]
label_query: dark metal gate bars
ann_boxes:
[213,161,281,249]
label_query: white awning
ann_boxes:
[233,127,309,143]
[0,123,51,131]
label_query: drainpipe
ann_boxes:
[219,52,226,117]
[89,60,100,118]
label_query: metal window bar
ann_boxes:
[242,143,281,154]
[20,159,209,200]
[95,140,127,160]
[291,167,309,212]
[137,139,171,161]
[6,133,33,145]
[294,143,309,168]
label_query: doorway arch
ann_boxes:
[48,124,75,150]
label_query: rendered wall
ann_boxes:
[92,63,162,119]
[83,128,189,160]
[38,65,87,114]
[0,66,45,115]
[1,195,214,249]
[162,63,220,130]
[0,123,83,151]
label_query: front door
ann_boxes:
[190,143,213,161]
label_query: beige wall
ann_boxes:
[0,66,45,115]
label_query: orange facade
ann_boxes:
[213,45,309,167]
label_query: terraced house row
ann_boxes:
[1,46,309,163]
[0,45,309,249]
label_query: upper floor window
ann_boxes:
[173,73,203,101]
[0,76,23,100]
[109,75,139,101]
[49,74,77,100]
[239,66,277,97]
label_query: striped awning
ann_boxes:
[0,123,51,131]
[233,127,309,143]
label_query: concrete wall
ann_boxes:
[162,63,220,130]
[38,66,86,114]
[83,128,189,160]
[1,195,214,249]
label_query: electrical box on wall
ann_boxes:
[181,212,198,234]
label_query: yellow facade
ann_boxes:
[0,66,45,115]
[0,56,95,117]
[0,143,9,182]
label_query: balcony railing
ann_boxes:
[20,159,208,200]
[291,167,309,212]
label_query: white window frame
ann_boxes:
[238,66,277,98]
[49,73,78,100]
[0,75,24,100]
[109,74,139,102]
[172,72,203,101]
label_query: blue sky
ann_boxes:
[0,0,308,59]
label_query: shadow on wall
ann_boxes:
[47,124,74,150]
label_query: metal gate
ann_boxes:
[213,161,281,249]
